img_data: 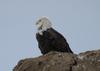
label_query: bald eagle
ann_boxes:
[36,17,73,54]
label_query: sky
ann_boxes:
[0,0,100,71]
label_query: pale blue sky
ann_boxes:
[0,0,100,71]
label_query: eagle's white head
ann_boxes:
[36,16,52,35]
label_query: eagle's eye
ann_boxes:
[38,19,42,22]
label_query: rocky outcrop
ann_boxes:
[13,50,100,71]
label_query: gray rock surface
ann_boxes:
[13,50,100,71]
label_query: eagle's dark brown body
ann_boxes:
[36,28,73,54]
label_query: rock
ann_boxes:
[78,50,100,61]
[13,50,100,71]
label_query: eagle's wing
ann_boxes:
[47,28,73,53]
